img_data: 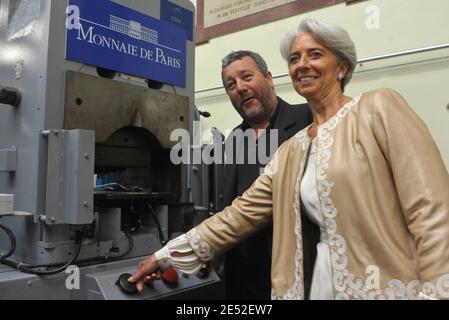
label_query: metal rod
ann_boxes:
[357,43,449,63]
[195,43,449,94]
[41,129,60,137]
[196,54,449,101]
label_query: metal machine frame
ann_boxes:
[0,0,223,300]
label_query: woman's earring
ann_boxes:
[337,74,344,81]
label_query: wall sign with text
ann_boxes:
[196,0,348,44]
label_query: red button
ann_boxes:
[162,267,178,284]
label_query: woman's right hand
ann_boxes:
[128,254,162,293]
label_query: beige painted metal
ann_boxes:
[65,71,189,148]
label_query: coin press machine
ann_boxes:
[0,0,224,299]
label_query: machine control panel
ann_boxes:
[115,267,180,295]
[87,265,219,299]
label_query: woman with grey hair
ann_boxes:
[280,19,357,91]
[129,19,449,300]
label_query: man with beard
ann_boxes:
[219,51,313,299]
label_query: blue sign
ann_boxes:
[161,0,193,41]
[66,0,187,87]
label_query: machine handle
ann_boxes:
[0,86,21,107]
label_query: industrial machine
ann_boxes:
[0,0,223,299]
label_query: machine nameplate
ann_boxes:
[66,0,187,87]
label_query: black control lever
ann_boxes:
[116,273,138,294]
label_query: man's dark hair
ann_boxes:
[221,50,269,85]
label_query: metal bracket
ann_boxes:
[42,129,95,225]
[0,148,17,172]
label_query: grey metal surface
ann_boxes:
[0,256,224,300]
[0,0,195,215]
[189,146,208,209]
[0,0,223,300]
[44,129,95,225]
[0,148,17,172]
[0,194,14,215]
[97,208,121,241]
[0,0,49,216]
[86,263,221,300]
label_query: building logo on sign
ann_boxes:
[110,16,158,44]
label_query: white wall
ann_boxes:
[192,0,449,169]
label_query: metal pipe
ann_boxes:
[357,43,449,63]
[195,43,449,94]
[196,54,449,100]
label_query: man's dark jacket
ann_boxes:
[220,97,316,300]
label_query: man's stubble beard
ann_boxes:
[236,94,274,125]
